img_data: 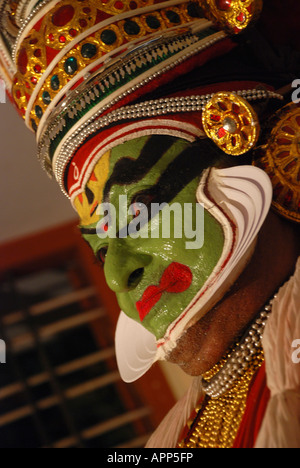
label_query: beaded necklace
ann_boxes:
[178,295,275,448]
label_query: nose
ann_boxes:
[103,238,152,293]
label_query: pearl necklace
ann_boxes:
[201,294,276,398]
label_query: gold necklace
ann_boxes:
[178,349,264,448]
[178,295,276,448]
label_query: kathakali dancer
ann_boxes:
[0,0,299,448]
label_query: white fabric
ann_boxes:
[146,376,203,448]
[255,257,300,448]
[146,258,300,449]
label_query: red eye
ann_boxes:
[96,246,108,266]
[131,193,153,218]
[98,221,109,232]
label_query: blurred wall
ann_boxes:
[0,99,77,244]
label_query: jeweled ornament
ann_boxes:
[202,92,260,156]
[100,29,117,45]
[254,102,300,223]
[51,75,60,90]
[64,57,78,75]
[17,48,28,75]
[81,43,98,58]
[200,0,263,34]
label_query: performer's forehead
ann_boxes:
[103,135,187,200]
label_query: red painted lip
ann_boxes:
[136,262,193,322]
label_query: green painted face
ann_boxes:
[80,135,225,339]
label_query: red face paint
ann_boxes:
[136,262,193,322]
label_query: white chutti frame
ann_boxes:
[115,165,273,383]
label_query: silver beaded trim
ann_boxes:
[12,0,55,62]
[52,86,282,198]
[15,0,41,27]
[202,295,276,399]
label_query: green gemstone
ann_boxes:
[42,91,51,105]
[35,105,43,119]
[100,29,117,45]
[146,15,160,29]
[124,20,140,36]
[51,75,60,90]
[31,119,37,132]
[81,43,98,58]
[166,10,181,24]
[64,57,78,75]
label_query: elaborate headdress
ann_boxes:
[1,0,299,380]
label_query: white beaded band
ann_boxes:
[202,294,276,398]
[51,86,282,198]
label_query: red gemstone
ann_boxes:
[130,1,138,8]
[277,137,291,145]
[232,103,240,114]
[241,130,248,141]
[284,159,297,173]
[52,5,75,27]
[115,1,124,9]
[83,7,91,13]
[34,49,42,57]
[49,33,54,41]
[69,28,78,37]
[236,12,246,23]
[282,125,296,135]
[210,114,221,122]
[15,90,21,99]
[17,48,28,75]
[59,35,66,43]
[30,38,38,45]
[31,77,38,84]
[218,127,226,139]
[34,64,42,73]
[216,0,231,11]
[218,102,227,111]
[284,189,293,207]
[79,18,87,27]
[277,151,290,159]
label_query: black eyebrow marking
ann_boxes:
[103,135,175,202]
[79,226,97,235]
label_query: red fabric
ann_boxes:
[233,362,270,448]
